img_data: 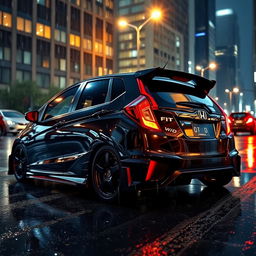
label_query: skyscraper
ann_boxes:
[215,8,239,111]
[116,0,189,73]
[0,0,114,91]
[194,0,216,85]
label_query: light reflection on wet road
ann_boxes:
[0,134,255,255]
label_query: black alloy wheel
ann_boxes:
[91,146,121,202]
[200,174,232,187]
[13,145,28,181]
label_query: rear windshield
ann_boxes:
[146,80,220,113]
[230,113,248,119]
[2,111,24,118]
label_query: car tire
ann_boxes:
[13,144,28,182]
[200,174,232,187]
[90,145,122,202]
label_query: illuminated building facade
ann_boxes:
[215,9,239,109]
[194,0,216,83]
[116,0,189,73]
[0,0,114,90]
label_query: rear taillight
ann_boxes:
[209,96,231,135]
[125,95,161,131]
[246,117,254,124]
[224,114,231,135]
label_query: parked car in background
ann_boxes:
[0,115,6,136]
[8,68,240,202]
[0,110,28,136]
[229,112,256,135]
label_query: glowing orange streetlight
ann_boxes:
[118,8,162,69]
[196,62,217,77]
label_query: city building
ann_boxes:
[0,0,114,90]
[116,0,189,73]
[194,0,216,86]
[215,8,240,111]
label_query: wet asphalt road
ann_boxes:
[0,135,255,256]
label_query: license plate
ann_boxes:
[192,123,212,137]
[235,120,243,124]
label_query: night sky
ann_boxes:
[216,0,254,106]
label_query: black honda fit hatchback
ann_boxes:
[9,68,240,201]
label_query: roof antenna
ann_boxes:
[162,60,169,69]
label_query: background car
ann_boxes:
[0,109,29,136]
[8,68,240,202]
[229,112,256,135]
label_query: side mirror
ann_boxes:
[25,111,39,123]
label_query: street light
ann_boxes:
[196,62,217,77]
[118,8,162,69]
[225,87,240,113]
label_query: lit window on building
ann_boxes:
[95,42,103,54]
[119,33,133,41]
[17,17,32,33]
[36,23,51,39]
[0,30,11,61]
[96,56,103,76]
[106,0,113,9]
[54,76,66,89]
[70,34,80,47]
[0,11,12,28]
[106,59,113,74]
[70,0,80,6]
[37,0,50,7]
[83,38,92,51]
[55,45,66,71]
[55,29,66,43]
[106,45,113,57]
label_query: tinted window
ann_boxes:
[230,113,249,119]
[42,86,78,120]
[146,80,220,113]
[2,111,24,118]
[111,78,125,100]
[76,79,109,110]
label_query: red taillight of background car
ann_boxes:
[246,117,254,125]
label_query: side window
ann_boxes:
[111,78,125,100]
[42,86,78,120]
[76,79,109,110]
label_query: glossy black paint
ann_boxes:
[8,68,240,192]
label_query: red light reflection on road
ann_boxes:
[235,135,256,173]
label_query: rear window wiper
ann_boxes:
[176,101,212,113]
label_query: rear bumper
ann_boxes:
[121,150,240,189]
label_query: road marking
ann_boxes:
[129,176,256,256]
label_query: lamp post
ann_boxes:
[196,62,217,77]
[118,9,162,69]
[225,87,240,113]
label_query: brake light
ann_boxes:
[209,96,231,135]
[125,95,161,131]
[224,114,231,135]
[137,78,158,109]
[246,117,254,124]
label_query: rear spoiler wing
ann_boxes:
[134,67,216,98]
